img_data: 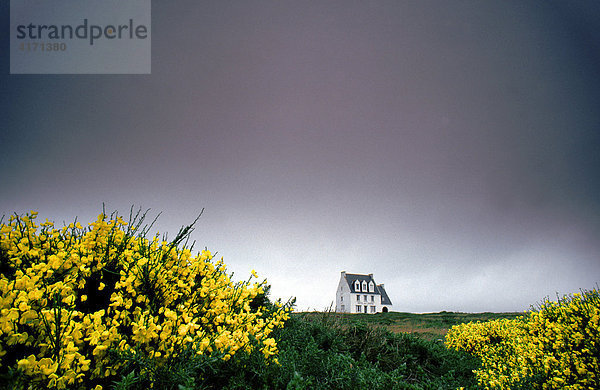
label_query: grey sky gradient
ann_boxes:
[2,1,599,312]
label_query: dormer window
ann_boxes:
[369,281,374,292]
[362,281,367,292]
[354,280,361,292]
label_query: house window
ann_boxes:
[357,295,360,302]
[370,295,374,302]
[341,305,345,312]
[356,305,361,313]
[354,280,361,292]
[364,295,367,302]
[362,281,367,292]
[364,306,368,313]
[370,306,376,313]
[369,282,374,292]
[340,296,343,302]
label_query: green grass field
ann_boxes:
[298,311,525,341]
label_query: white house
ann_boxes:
[335,271,392,314]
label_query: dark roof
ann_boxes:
[344,273,377,293]
[342,272,393,306]
[377,284,392,305]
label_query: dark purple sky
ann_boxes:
[2,1,599,312]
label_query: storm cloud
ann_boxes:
[2,1,599,312]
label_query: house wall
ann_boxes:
[335,276,352,313]
[350,292,382,314]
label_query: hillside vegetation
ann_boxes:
[1,210,598,389]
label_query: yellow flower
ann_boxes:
[38,357,58,375]
[0,210,292,387]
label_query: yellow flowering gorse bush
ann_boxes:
[446,288,600,390]
[0,210,290,389]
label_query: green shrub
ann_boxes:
[254,312,479,390]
